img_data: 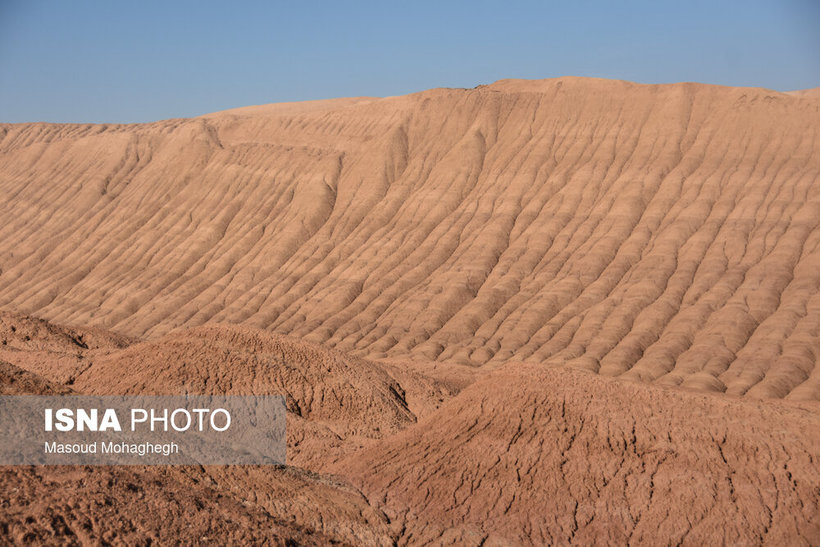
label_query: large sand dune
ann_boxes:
[1,78,819,544]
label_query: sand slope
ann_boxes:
[1,78,819,399]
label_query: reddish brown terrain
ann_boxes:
[0,78,819,544]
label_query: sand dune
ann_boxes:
[1,78,819,399]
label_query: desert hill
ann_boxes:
[0,323,406,545]
[786,87,820,99]
[0,316,817,544]
[0,317,452,467]
[70,324,452,467]
[1,77,820,544]
[1,78,819,399]
[0,359,356,545]
[0,310,132,353]
[0,360,73,395]
[341,363,820,544]
[1,462,357,546]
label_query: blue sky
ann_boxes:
[1,1,818,123]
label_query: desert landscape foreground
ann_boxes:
[0,78,819,544]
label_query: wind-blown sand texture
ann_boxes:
[0,78,819,544]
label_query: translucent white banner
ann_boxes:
[0,395,286,465]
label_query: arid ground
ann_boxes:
[0,78,818,544]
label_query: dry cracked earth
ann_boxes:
[0,78,819,544]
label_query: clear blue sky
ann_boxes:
[1,0,818,123]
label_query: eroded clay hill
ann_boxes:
[340,363,820,545]
[1,318,818,545]
[69,324,451,467]
[0,324,409,545]
[1,78,819,400]
[0,360,351,545]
